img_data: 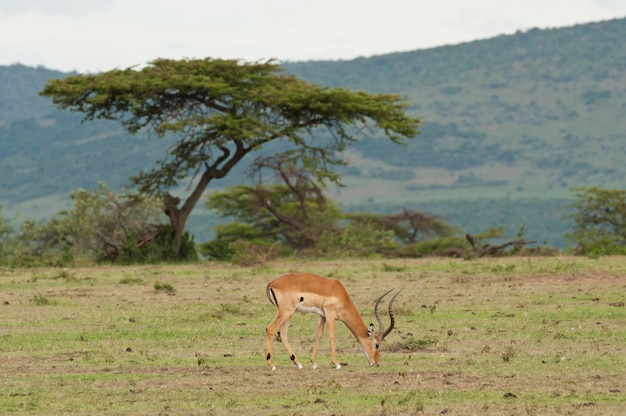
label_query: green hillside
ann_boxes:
[3,18,626,248]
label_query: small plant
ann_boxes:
[51,269,77,281]
[30,293,54,306]
[120,276,143,285]
[397,336,438,352]
[382,263,407,272]
[211,303,241,319]
[154,281,176,294]
[196,352,209,366]
[502,345,516,362]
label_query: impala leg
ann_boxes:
[310,316,326,369]
[325,312,341,369]
[266,309,304,370]
[266,310,295,370]
[266,317,279,370]
[279,319,303,369]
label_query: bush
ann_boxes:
[565,187,626,255]
[109,225,198,264]
[200,239,237,262]
[310,224,398,258]
[0,206,16,265]
[573,236,626,256]
[229,240,280,267]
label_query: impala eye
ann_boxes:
[375,343,380,350]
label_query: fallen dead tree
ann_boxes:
[436,233,540,257]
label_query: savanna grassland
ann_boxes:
[1,257,625,415]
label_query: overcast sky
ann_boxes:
[1,0,625,73]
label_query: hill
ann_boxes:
[3,18,626,247]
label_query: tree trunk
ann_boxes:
[163,193,187,256]
[163,143,252,257]
[162,165,232,257]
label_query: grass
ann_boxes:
[1,257,625,415]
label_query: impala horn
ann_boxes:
[374,288,403,340]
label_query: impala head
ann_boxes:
[364,288,403,366]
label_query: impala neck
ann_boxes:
[341,303,372,345]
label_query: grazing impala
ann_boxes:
[265,272,401,370]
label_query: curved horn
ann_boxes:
[379,288,403,341]
[374,289,394,340]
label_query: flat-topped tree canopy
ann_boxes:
[40,57,421,257]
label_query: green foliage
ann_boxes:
[5,21,626,251]
[565,187,626,255]
[112,224,198,264]
[0,206,16,266]
[154,281,176,294]
[202,180,472,260]
[12,183,174,266]
[200,238,236,262]
[39,58,419,258]
[385,197,573,249]
[397,335,439,351]
[29,293,55,306]
[382,262,407,272]
[202,183,345,257]
[203,182,404,259]
[313,222,398,258]
[12,217,77,267]
[347,210,456,246]
[119,276,143,285]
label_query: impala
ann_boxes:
[265,272,401,370]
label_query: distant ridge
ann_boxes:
[3,17,626,247]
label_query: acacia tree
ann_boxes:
[41,58,420,257]
[204,154,343,257]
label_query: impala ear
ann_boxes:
[368,323,375,339]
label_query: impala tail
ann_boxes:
[266,284,278,308]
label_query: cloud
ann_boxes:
[1,0,626,73]
[594,0,626,12]
[0,0,115,17]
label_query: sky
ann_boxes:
[1,0,626,73]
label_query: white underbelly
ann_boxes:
[296,304,325,316]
